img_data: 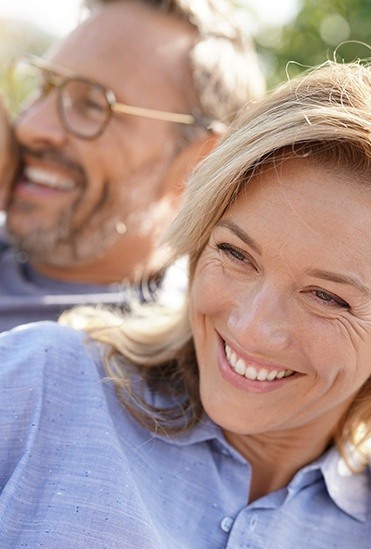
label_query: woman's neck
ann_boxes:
[222,403,353,503]
[226,428,332,503]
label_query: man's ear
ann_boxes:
[162,132,221,198]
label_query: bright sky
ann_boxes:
[0,0,83,36]
[0,0,299,37]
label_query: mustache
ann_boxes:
[20,146,85,176]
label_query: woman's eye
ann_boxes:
[217,243,248,263]
[311,289,349,309]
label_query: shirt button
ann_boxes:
[249,515,257,530]
[220,516,234,533]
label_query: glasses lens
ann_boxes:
[7,59,45,115]
[59,79,110,138]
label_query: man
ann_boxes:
[0,0,265,331]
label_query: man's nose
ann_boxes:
[227,283,292,353]
[14,93,67,148]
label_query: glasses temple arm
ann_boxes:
[112,103,196,125]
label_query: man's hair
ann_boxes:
[83,0,265,140]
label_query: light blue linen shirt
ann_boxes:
[0,322,369,548]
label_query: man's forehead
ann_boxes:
[45,2,196,86]
[50,2,195,63]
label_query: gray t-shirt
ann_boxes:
[0,241,186,332]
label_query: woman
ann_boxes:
[0,61,370,547]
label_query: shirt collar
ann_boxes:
[319,446,370,522]
[154,413,246,463]
[155,418,370,521]
[155,414,221,445]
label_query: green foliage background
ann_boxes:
[254,0,371,88]
[0,19,53,113]
[1,0,371,102]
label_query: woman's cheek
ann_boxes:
[191,258,229,317]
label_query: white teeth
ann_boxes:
[245,366,257,381]
[224,343,294,382]
[229,352,237,368]
[25,166,76,190]
[235,359,246,375]
[257,368,268,381]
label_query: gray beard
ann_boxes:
[7,146,178,268]
[8,200,123,268]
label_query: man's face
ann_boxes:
[8,2,197,282]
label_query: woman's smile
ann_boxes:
[217,333,298,394]
[224,341,295,381]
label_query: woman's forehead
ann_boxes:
[221,156,371,259]
[232,154,370,205]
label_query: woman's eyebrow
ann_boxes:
[308,269,370,295]
[216,219,262,255]
[216,221,371,295]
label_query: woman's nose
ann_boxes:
[14,93,67,149]
[227,284,292,352]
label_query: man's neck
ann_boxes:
[30,244,159,286]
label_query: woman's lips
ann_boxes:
[217,335,299,393]
[224,342,295,381]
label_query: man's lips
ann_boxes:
[12,165,79,198]
[21,165,77,191]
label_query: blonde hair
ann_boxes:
[63,61,371,468]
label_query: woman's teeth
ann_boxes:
[224,343,294,381]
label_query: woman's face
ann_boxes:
[190,157,371,437]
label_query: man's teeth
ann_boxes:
[25,166,76,190]
[225,343,294,381]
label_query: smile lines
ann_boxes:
[224,343,295,381]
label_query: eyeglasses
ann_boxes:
[8,55,218,140]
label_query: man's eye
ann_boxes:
[312,289,349,309]
[82,99,105,112]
